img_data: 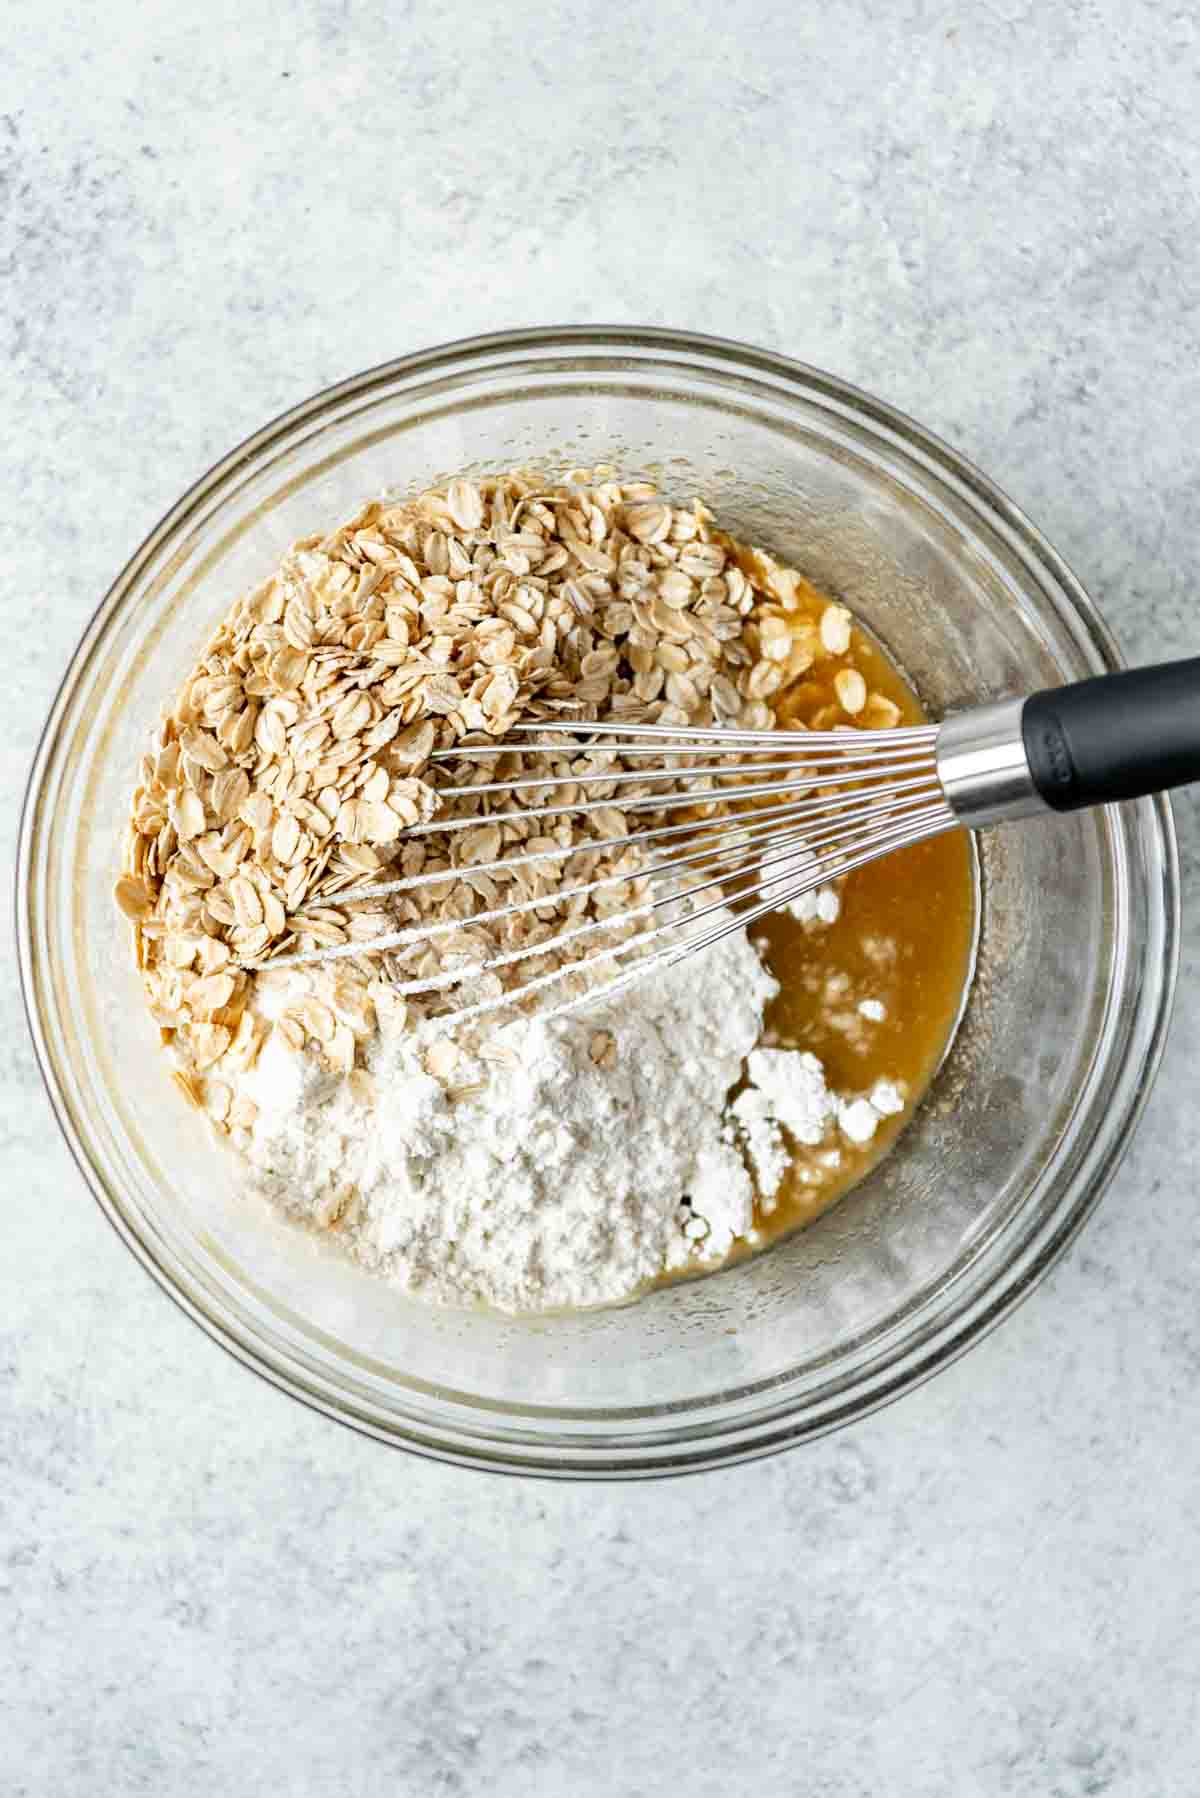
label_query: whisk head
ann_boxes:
[260,718,956,1027]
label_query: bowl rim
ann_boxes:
[16,324,1181,1477]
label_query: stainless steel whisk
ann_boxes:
[270,658,1200,1026]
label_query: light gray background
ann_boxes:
[5,2,1199,1791]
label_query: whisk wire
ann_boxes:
[503,718,938,746]
[433,747,937,800]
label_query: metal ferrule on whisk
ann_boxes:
[934,698,1048,828]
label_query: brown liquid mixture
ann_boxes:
[723,579,975,1256]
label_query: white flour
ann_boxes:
[236,930,904,1314]
[242,930,771,1311]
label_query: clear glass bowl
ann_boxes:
[17,328,1179,1476]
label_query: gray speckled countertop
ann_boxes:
[5,2,1200,1791]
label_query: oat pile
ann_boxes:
[116,469,902,1138]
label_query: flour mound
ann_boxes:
[242,929,778,1312]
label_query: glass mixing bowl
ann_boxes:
[17,328,1179,1476]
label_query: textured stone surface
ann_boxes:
[4,1,1200,1790]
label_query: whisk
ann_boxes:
[272,658,1200,1027]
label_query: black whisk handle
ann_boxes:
[1023,656,1200,811]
